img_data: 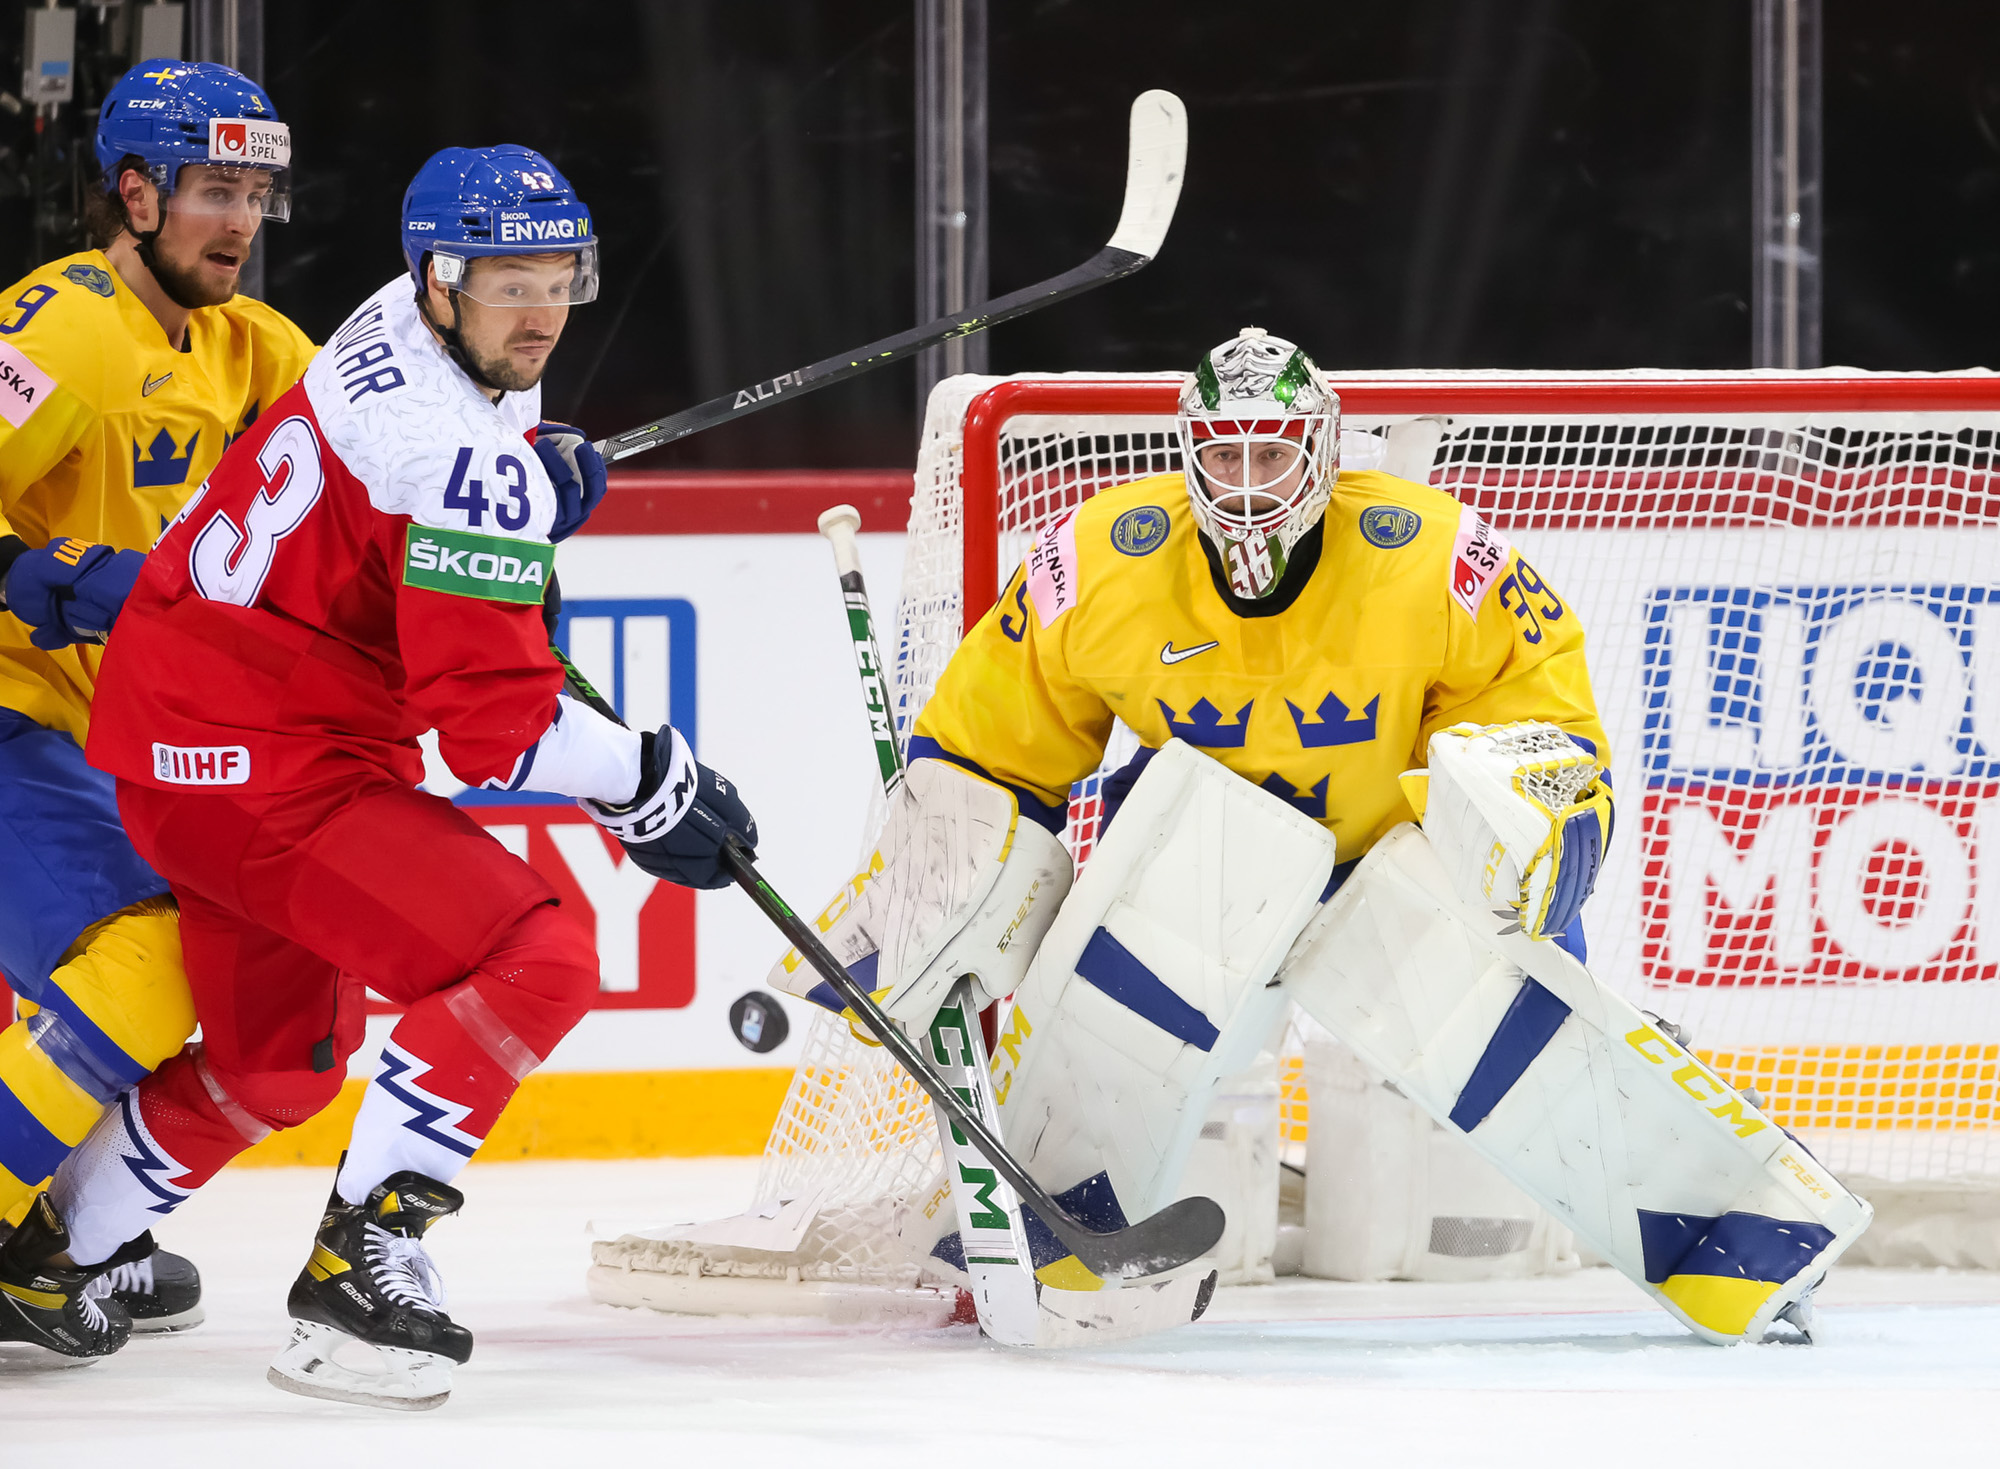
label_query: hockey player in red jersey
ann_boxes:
[0,146,756,1408]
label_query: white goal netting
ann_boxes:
[598,369,2000,1298]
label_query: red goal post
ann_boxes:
[908,368,2000,1208]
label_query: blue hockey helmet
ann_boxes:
[96,59,291,221]
[401,146,599,307]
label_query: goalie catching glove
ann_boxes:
[766,758,1072,1030]
[1401,721,1613,942]
[581,724,757,890]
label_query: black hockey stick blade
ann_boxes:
[718,834,1225,1281]
[594,89,1186,465]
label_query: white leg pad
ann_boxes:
[1281,823,1873,1344]
[992,739,1336,1252]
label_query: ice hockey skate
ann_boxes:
[0,1192,138,1360]
[86,1236,205,1334]
[268,1172,472,1411]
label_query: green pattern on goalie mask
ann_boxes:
[1271,349,1313,407]
[1194,353,1222,410]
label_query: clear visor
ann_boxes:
[154,162,290,223]
[1189,430,1318,532]
[433,246,601,308]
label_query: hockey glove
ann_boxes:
[0,535,147,649]
[1400,721,1614,941]
[580,724,757,889]
[533,422,608,543]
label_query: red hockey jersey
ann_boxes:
[88,278,566,794]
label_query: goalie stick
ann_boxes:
[591,89,1187,465]
[819,505,1039,1343]
[716,833,1225,1281]
[547,643,1225,1281]
[816,505,903,795]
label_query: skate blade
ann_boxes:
[129,1304,206,1335]
[267,1318,453,1411]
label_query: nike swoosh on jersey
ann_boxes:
[142,372,173,397]
[1160,639,1221,664]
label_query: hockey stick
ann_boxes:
[716,834,1224,1281]
[547,643,1223,1279]
[817,505,903,795]
[591,89,1186,465]
[819,507,1039,1341]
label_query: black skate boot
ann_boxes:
[85,1233,204,1333]
[267,1172,472,1410]
[0,1192,142,1359]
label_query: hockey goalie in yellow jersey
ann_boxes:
[773,328,1872,1347]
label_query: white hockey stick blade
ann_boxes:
[1104,89,1188,260]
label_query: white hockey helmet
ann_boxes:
[1177,328,1339,599]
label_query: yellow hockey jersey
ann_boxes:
[912,470,1611,864]
[0,250,315,740]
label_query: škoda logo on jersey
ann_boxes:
[404,525,553,605]
[1641,583,2000,986]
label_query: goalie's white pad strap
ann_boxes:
[765,758,1072,1026]
[994,738,1336,1244]
[1280,823,1871,1343]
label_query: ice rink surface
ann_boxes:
[8,1158,2000,1468]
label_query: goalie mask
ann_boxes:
[1177,328,1339,600]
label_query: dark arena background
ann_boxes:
[6,3,2000,1462]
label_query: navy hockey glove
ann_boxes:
[581,724,757,890]
[0,535,146,649]
[534,422,608,543]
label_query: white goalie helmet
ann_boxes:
[1177,327,1340,599]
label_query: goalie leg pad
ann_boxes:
[992,739,1336,1259]
[1280,823,1873,1344]
[765,758,1073,1028]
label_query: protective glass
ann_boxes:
[433,245,601,308]
[155,162,292,223]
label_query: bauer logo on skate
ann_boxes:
[1642,583,2000,984]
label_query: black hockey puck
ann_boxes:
[729,991,790,1053]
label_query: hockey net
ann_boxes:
[596,369,2000,1301]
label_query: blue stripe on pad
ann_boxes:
[27,1010,130,1104]
[932,1170,1131,1274]
[30,983,148,1090]
[1074,927,1218,1051]
[804,950,879,1014]
[1447,976,1572,1132]
[1637,1209,1837,1285]
[0,1081,74,1186]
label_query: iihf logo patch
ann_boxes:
[1111,505,1170,557]
[1359,505,1421,549]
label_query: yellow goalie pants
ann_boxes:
[0,899,193,1223]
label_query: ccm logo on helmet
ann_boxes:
[154,743,251,786]
[497,216,589,244]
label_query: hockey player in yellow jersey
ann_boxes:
[760,331,1872,1349]
[907,335,1611,907]
[0,60,312,1355]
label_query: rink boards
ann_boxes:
[203,499,2000,1164]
